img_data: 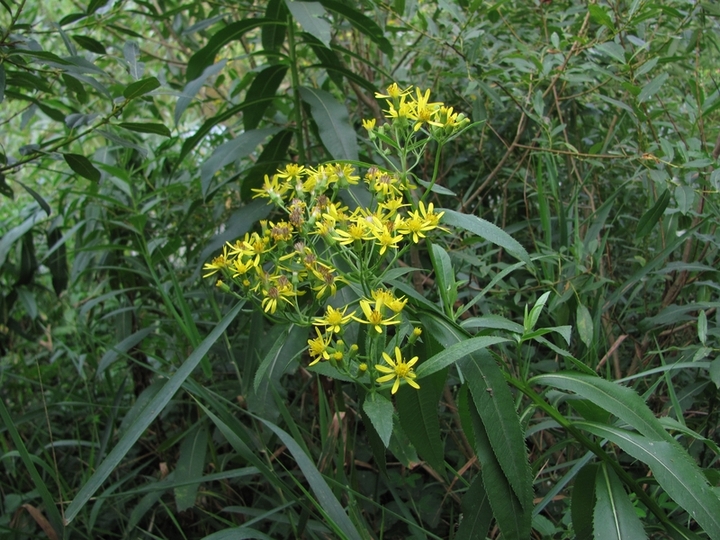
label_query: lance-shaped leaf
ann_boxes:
[414,335,509,379]
[636,188,670,239]
[243,64,288,130]
[64,302,244,524]
[318,0,393,57]
[174,423,208,512]
[363,392,394,447]
[299,86,358,161]
[440,209,531,265]
[577,421,720,538]
[186,19,269,82]
[594,463,647,540]
[64,153,101,182]
[286,0,331,47]
[123,76,160,100]
[175,60,226,125]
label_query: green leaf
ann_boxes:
[525,291,551,333]
[0,173,13,199]
[594,463,648,540]
[594,42,625,64]
[299,86,358,161]
[636,189,670,239]
[363,393,394,447]
[318,0,393,57]
[256,417,364,540]
[175,60,227,125]
[440,209,531,265]
[97,326,155,377]
[64,152,101,182]
[178,99,277,162]
[428,242,457,315]
[0,399,64,538]
[589,5,615,30]
[243,64,288,130]
[415,335,510,379]
[576,422,720,539]
[202,528,274,540]
[572,463,598,540]
[13,179,50,215]
[577,303,593,347]
[123,40,143,80]
[262,0,288,52]
[0,64,5,104]
[710,358,720,389]
[186,19,269,82]
[64,302,244,524]
[469,401,531,540]
[286,0,331,48]
[459,349,533,512]
[86,0,108,14]
[46,225,68,295]
[200,127,280,198]
[174,424,208,512]
[72,34,107,54]
[240,129,293,200]
[532,373,674,443]
[674,185,695,215]
[122,76,160,100]
[638,72,669,104]
[396,367,447,474]
[118,122,171,137]
[455,475,493,540]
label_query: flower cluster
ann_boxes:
[205,83,471,395]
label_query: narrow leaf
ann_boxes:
[257,417,364,540]
[440,209,531,265]
[72,34,106,54]
[243,64,288,130]
[200,127,280,198]
[459,350,534,512]
[638,72,669,104]
[118,122,171,137]
[636,188,671,239]
[97,326,155,377]
[262,0,288,52]
[186,19,269,82]
[64,303,244,524]
[123,40,143,80]
[299,86,358,160]
[63,153,101,182]
[318,0,393,57]
[577,303,594,347]
[415,335,509,378]
[122,76,160,100]
[175,60,226,125]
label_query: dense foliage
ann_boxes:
[2,0,720,538]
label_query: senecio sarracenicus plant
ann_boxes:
[204,84,470,395]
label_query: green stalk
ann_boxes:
[287,15,306,163]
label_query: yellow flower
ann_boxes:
[313,305,355,333]
[251,174,288,203]
[275,163,306,182]
[397,208,436,243]
[308,328,331,366]
[375,83,411,100]
[203,245,230,278]
[410,87,443,132]
[362,118,376,131]
[375,346,420,394]
[353,299,400,333]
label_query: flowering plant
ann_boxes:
[204,84,471,396]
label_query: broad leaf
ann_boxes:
[459,349,533,512]
[440,209,531,265]
[577,422,720,539]
[122,76,160,100]
[363,393,394,447]
[286,0,331,47]
[174,423,208,512]
[594,463,647,540]
[242,64,288,130]
[118,122,171,137]
[63,153,101,182]
[299,86,358,160]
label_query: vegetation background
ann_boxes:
[2,0,720,538]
